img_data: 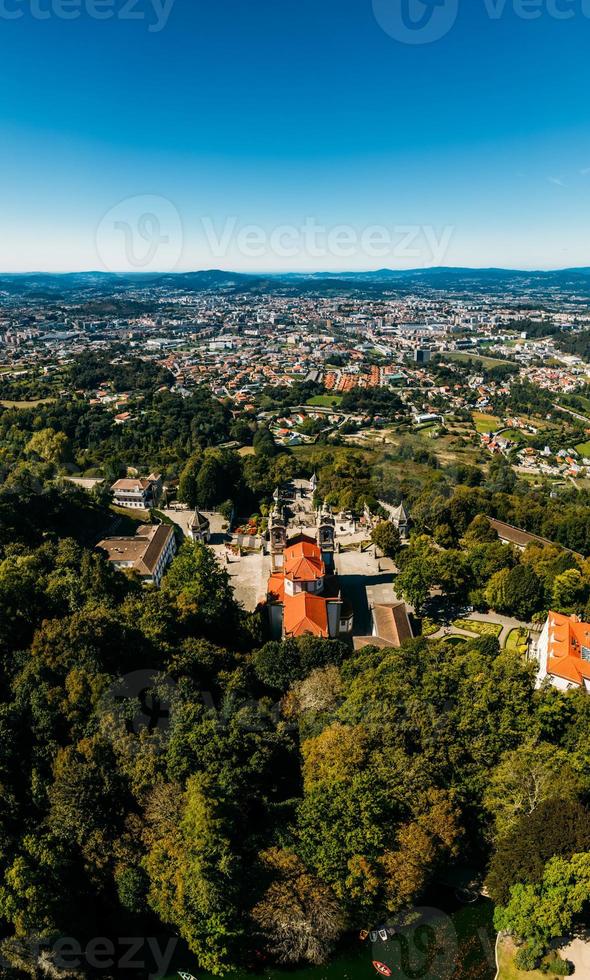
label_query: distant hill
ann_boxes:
[2,267,590,301]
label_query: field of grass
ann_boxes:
[377,424,485,467]
[453,619,503,638]
[561,393,590,415]
[576,440,590,458]
[502,428,530,443]
[238,445,256,456]
[0,398,55,409]
[109,505,151,525]
[447,351,514,369]
[293,443,376,466]
[473,411,502,434]
[516,413,555,433]
[86,504,153,542]
[307,394,344,408]
[505,628,529,654]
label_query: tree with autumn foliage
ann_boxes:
[251,849,345,965]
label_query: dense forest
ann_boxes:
[0,389,234,481]
[4,354,590,976]
[1,471,590,977]
[556,329,590,361]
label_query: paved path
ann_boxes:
[225,550,271,612]
[555,402,590,426]
[160,508,228,542]
[468,612,534,647]
[431,612,534,647]
[559,934,590,973]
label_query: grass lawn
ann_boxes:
[238,445,256,456]
[447,351,514,369]
[109,505,151,528]
[576,440,590,458]
[306,394,344,408]
[505,628,529,654]
[446,635,470,646]
[453,619,503,638]
[88,505,152,541]
[497,937,565,980]
[473,411,502,434]
[0,398,55,409]
[502,428,533,443]
[421,617,439,637]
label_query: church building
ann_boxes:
[266,496,352,640]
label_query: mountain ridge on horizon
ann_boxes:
[3,266,590,301]
[2,265,590,278]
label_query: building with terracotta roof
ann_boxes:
[487,517,581,556]
[111,473,162,510]
[536,611,590,690]
[97,524,176,587]
[267,535,352,640]
[353,601,414,651]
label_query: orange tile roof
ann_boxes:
[285,555,324,581]
[284,592,329,637]
[546,611,590,686]
[283,540,325,581]
[267,573,285,602]
[284,539,319,558]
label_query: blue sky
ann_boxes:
[1,0,589,271]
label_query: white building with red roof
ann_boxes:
[267,535,352,640]
[536,611,590,690]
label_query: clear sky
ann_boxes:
[1,0,590,272]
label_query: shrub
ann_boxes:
[219,499,234,520]
[421,617,439,637]
[453,618,502,638]
[543,957,573,976]
[515,944,540,971]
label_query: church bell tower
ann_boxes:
[317,501,335,572]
